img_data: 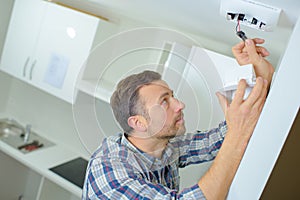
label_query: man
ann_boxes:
[82,38,274,199]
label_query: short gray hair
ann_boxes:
[110,70,161,134]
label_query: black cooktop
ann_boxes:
[49,157,88,188]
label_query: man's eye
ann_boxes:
[161,99,168,107]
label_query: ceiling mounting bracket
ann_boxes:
[220,0,282,31]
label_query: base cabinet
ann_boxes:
[0,151,80,200]
[0,151,31,200]
[39,178,80,200]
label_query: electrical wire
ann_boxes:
[235,19,241,32]
[235,19,248,41]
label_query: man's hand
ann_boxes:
[232,38,274,87]
[200,39,272,199]
[200,77,268,200]
[226,77,268,143]
[217,76,268,144]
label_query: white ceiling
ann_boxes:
[57,0,300,67]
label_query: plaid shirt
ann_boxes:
[82,121,227,199]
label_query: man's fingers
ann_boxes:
[232,38,269,66]
[252,78,268,109]
[243,77,265,107]
[232,41,245,57]
[256,46,270,57]
[245,39,263,66]
[232,79,247,105]
[252,38,265,45]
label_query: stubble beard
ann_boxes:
[155,120,186,140]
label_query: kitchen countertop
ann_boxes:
[0,114,87,198]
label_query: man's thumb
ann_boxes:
[245,39,262,65]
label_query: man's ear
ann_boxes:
[128,115,147,132]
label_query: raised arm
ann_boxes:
[198,38,273,199]
[232,38,275,87]
[199,76,268,199]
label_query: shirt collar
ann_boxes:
[120,133,175,169]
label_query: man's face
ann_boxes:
[138,80,186,139]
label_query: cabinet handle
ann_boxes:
[29,60,36,80]
[22,57,30,77]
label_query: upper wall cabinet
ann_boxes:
[0,0,99,103]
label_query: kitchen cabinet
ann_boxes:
[0,0,47,79]
[38,178,80,200]
[0,0,99,103]
[0,138,83,199]
[0,150,80,200]
[0,150,34,199]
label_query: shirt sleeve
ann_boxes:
[82,156,207,200]
[170,120,227,168]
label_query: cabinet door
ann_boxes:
[0,0,47,79]
[31,3,98,103]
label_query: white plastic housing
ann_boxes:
[220,64,256,102]
[220,0,282,31]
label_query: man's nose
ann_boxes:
[173,98,185,112]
